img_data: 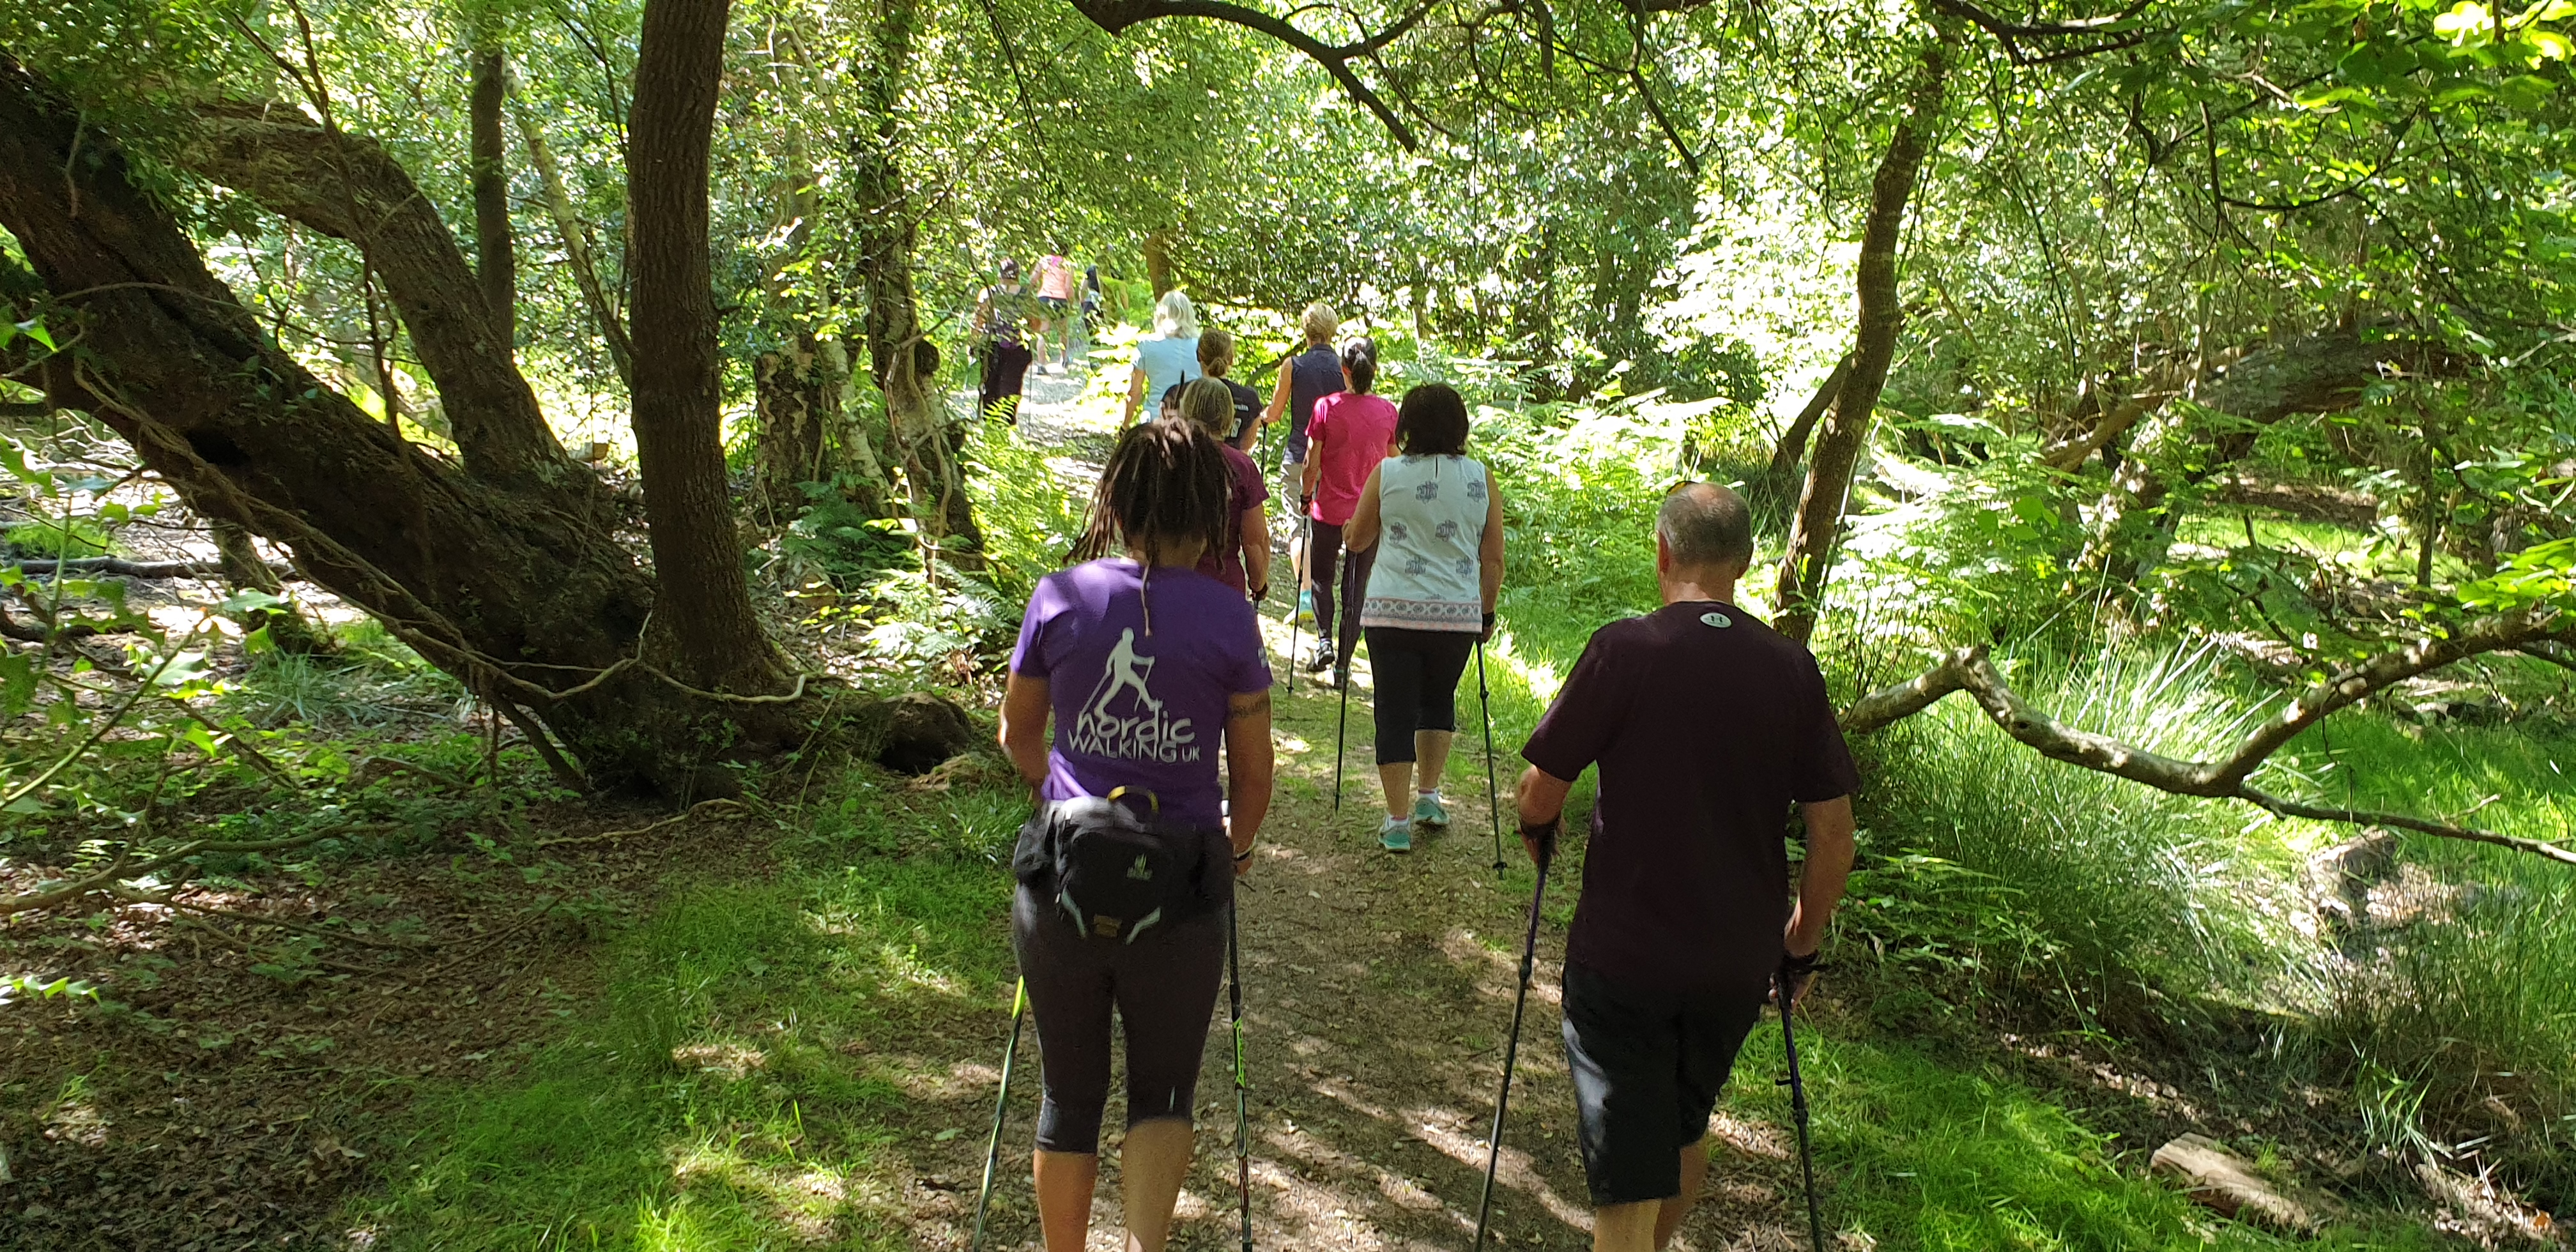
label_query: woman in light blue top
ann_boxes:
[1124,291,1202,424]
[1344,383,1506,852]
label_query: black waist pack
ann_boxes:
[1013,788,1213,943]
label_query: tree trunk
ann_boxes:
[1143,229,1174,296]
[2076,326,2433,580]
[510,77,635,388]
[1765,351,1852,484]
[187,105,569,487]
[469,37,516,349]
[211,520,328,654]
[754,332,838,524]
[849,0,984,570]
[0,53,675,777]
[626,0,787,692]
[0,50,861,797]
[1773,38,1949,645]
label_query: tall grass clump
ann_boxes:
[2301,713,2576,1207]
[1855,644,2319,1021]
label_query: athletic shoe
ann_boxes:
[1378,816,1413,853]
[1295,590,1316,627]
[1413,792,1450,829]
[1305,648,1335,675]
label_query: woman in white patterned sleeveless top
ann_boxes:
[1344,383,1508,853]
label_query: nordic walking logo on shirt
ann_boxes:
[1068,628,1199,763]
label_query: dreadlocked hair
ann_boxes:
[1068,417,1234,565]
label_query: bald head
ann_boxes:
[1657,483,1754,577]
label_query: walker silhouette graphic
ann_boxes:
[1068,628,1197,763]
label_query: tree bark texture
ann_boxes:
[187,105,567,487]
[754,332,839,523]
[510,82,635,388]
[470,42,516,349]
[849,0,985,569]
[1774,38,1950,644]
[626,0,786,692]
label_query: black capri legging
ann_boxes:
[1010,859,1229,1154]
[1364,627,1477,766]
[1307,521,1376,670]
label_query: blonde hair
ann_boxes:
[1300,302,1339,345]
[1197,328,1236,377]
[1177,376,1236,439]
[1153,291,1199,339]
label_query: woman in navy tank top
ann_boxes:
[1261,303,1346,621]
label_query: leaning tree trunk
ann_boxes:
[1773,36,1949,645]
[2076,325,2432,581]
[0,50,825,797]
[626,0,790,692]
[510,75,635,388]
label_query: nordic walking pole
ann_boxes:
[1476,639,1504,874]
[1228,902,1254,1252]
[1777,961,1829,1252]
[1473,834,1553,1252]
[1285,507,1308,695]
[970,978,1029,1252]
[1331,549,1356,810]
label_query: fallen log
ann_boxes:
[5,555,300,581]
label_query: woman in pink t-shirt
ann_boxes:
[1296,338,1399,682]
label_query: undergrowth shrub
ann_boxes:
[781,479,914,588]
[965,413,1088,606]
[1855,644,2318,1023]
[4,515,113,557]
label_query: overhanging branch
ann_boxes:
[1071,0,1422,149]
[1839,615,2576,869]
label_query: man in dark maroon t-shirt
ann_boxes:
[1514,482,1859,1252]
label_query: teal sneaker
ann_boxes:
[1377,816,1413,853]
[1412,791,1450,829]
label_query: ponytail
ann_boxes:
[1341,337,1379,394]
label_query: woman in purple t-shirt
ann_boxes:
[1298,338,1400,682]
[997,417,1275,1252]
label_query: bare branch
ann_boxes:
[1068,0,1421,149]
[1839,611,2576,867]
[2239,788,2576,868]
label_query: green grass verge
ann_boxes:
[1724,1025,2448,1251]
[357,777,1024,1249]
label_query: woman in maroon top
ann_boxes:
[1176,377,1271,599]
[1298,339,1399,682]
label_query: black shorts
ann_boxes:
[1560,962,1763,1205]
